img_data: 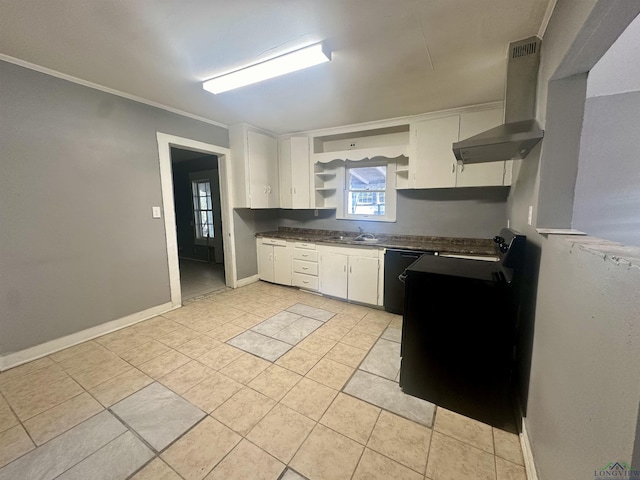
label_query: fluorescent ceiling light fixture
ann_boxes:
[203,42,331,94]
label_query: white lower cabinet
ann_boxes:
[319,246,383,306]
[257,238,292,285]
[318,252,348,298]
[347,256,380,305]
[292,242,319,291]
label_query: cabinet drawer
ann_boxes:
[261,237,287,247]
[293,249,318,262]
[294,242,316,250]
[293,272,319,290]
[293,259,318,276]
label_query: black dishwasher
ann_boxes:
[383,249,432,314]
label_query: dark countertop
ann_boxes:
[256,227,498,256]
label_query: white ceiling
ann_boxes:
[0,0,553,135]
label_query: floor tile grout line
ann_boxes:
[2,283,441,480]
[25,391,106,447]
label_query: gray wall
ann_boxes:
[280,188,508,239]
[233,209,279,279]
[0,61,228,355]
[506,2,640,479]
[572,14,640,247]
[528,236,640,479]
[572,92,640,246]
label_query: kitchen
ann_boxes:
[1,2,640,480]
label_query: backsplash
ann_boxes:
[278,187,509,238]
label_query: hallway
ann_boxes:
[179,259,226,301]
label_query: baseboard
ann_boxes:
[521,419,539,480]
[236,274,260,288]
[0,301,178,372]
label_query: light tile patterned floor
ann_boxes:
[0,281,527,480]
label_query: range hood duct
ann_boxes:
[453,36,544,163]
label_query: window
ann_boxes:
[337,162,396,222]
[347,166,387,215]
[192,180,214,240]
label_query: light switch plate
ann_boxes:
[152,206,162,218]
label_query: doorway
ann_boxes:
[156,133,236,308]
[170,148,226,300]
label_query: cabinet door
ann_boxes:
[247,130,278,208]
[319,252,348,299]
[348,256,379,305]
[456,109,507,187]
[278,138,293,208]
[411,116,459,189]
[257,243,274,283]
[273,244,292,286]
[290,137,310,209]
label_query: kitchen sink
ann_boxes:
[353,233,379,243]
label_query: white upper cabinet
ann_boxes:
[456,108,511,187]
[278,136,311,209]
[410,115,460,189]
[229,124,279,208]
[407,106,511,189]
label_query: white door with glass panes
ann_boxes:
[190,170,223,263]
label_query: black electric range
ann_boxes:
[399,228,526,428]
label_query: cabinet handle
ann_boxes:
[302,254,309,257]
[344,265,346,272]
[293,187,296,194]
[303,280,309,284]
[451,163,455,173]
[269,253,273,261]
[302,267,308,270]
[350,266,352,273]
[460,162,465,172]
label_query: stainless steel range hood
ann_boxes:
[453,36,544,163]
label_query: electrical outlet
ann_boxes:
[527,206,533,225]
[314,209,319,217]
[152,206,162,219]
